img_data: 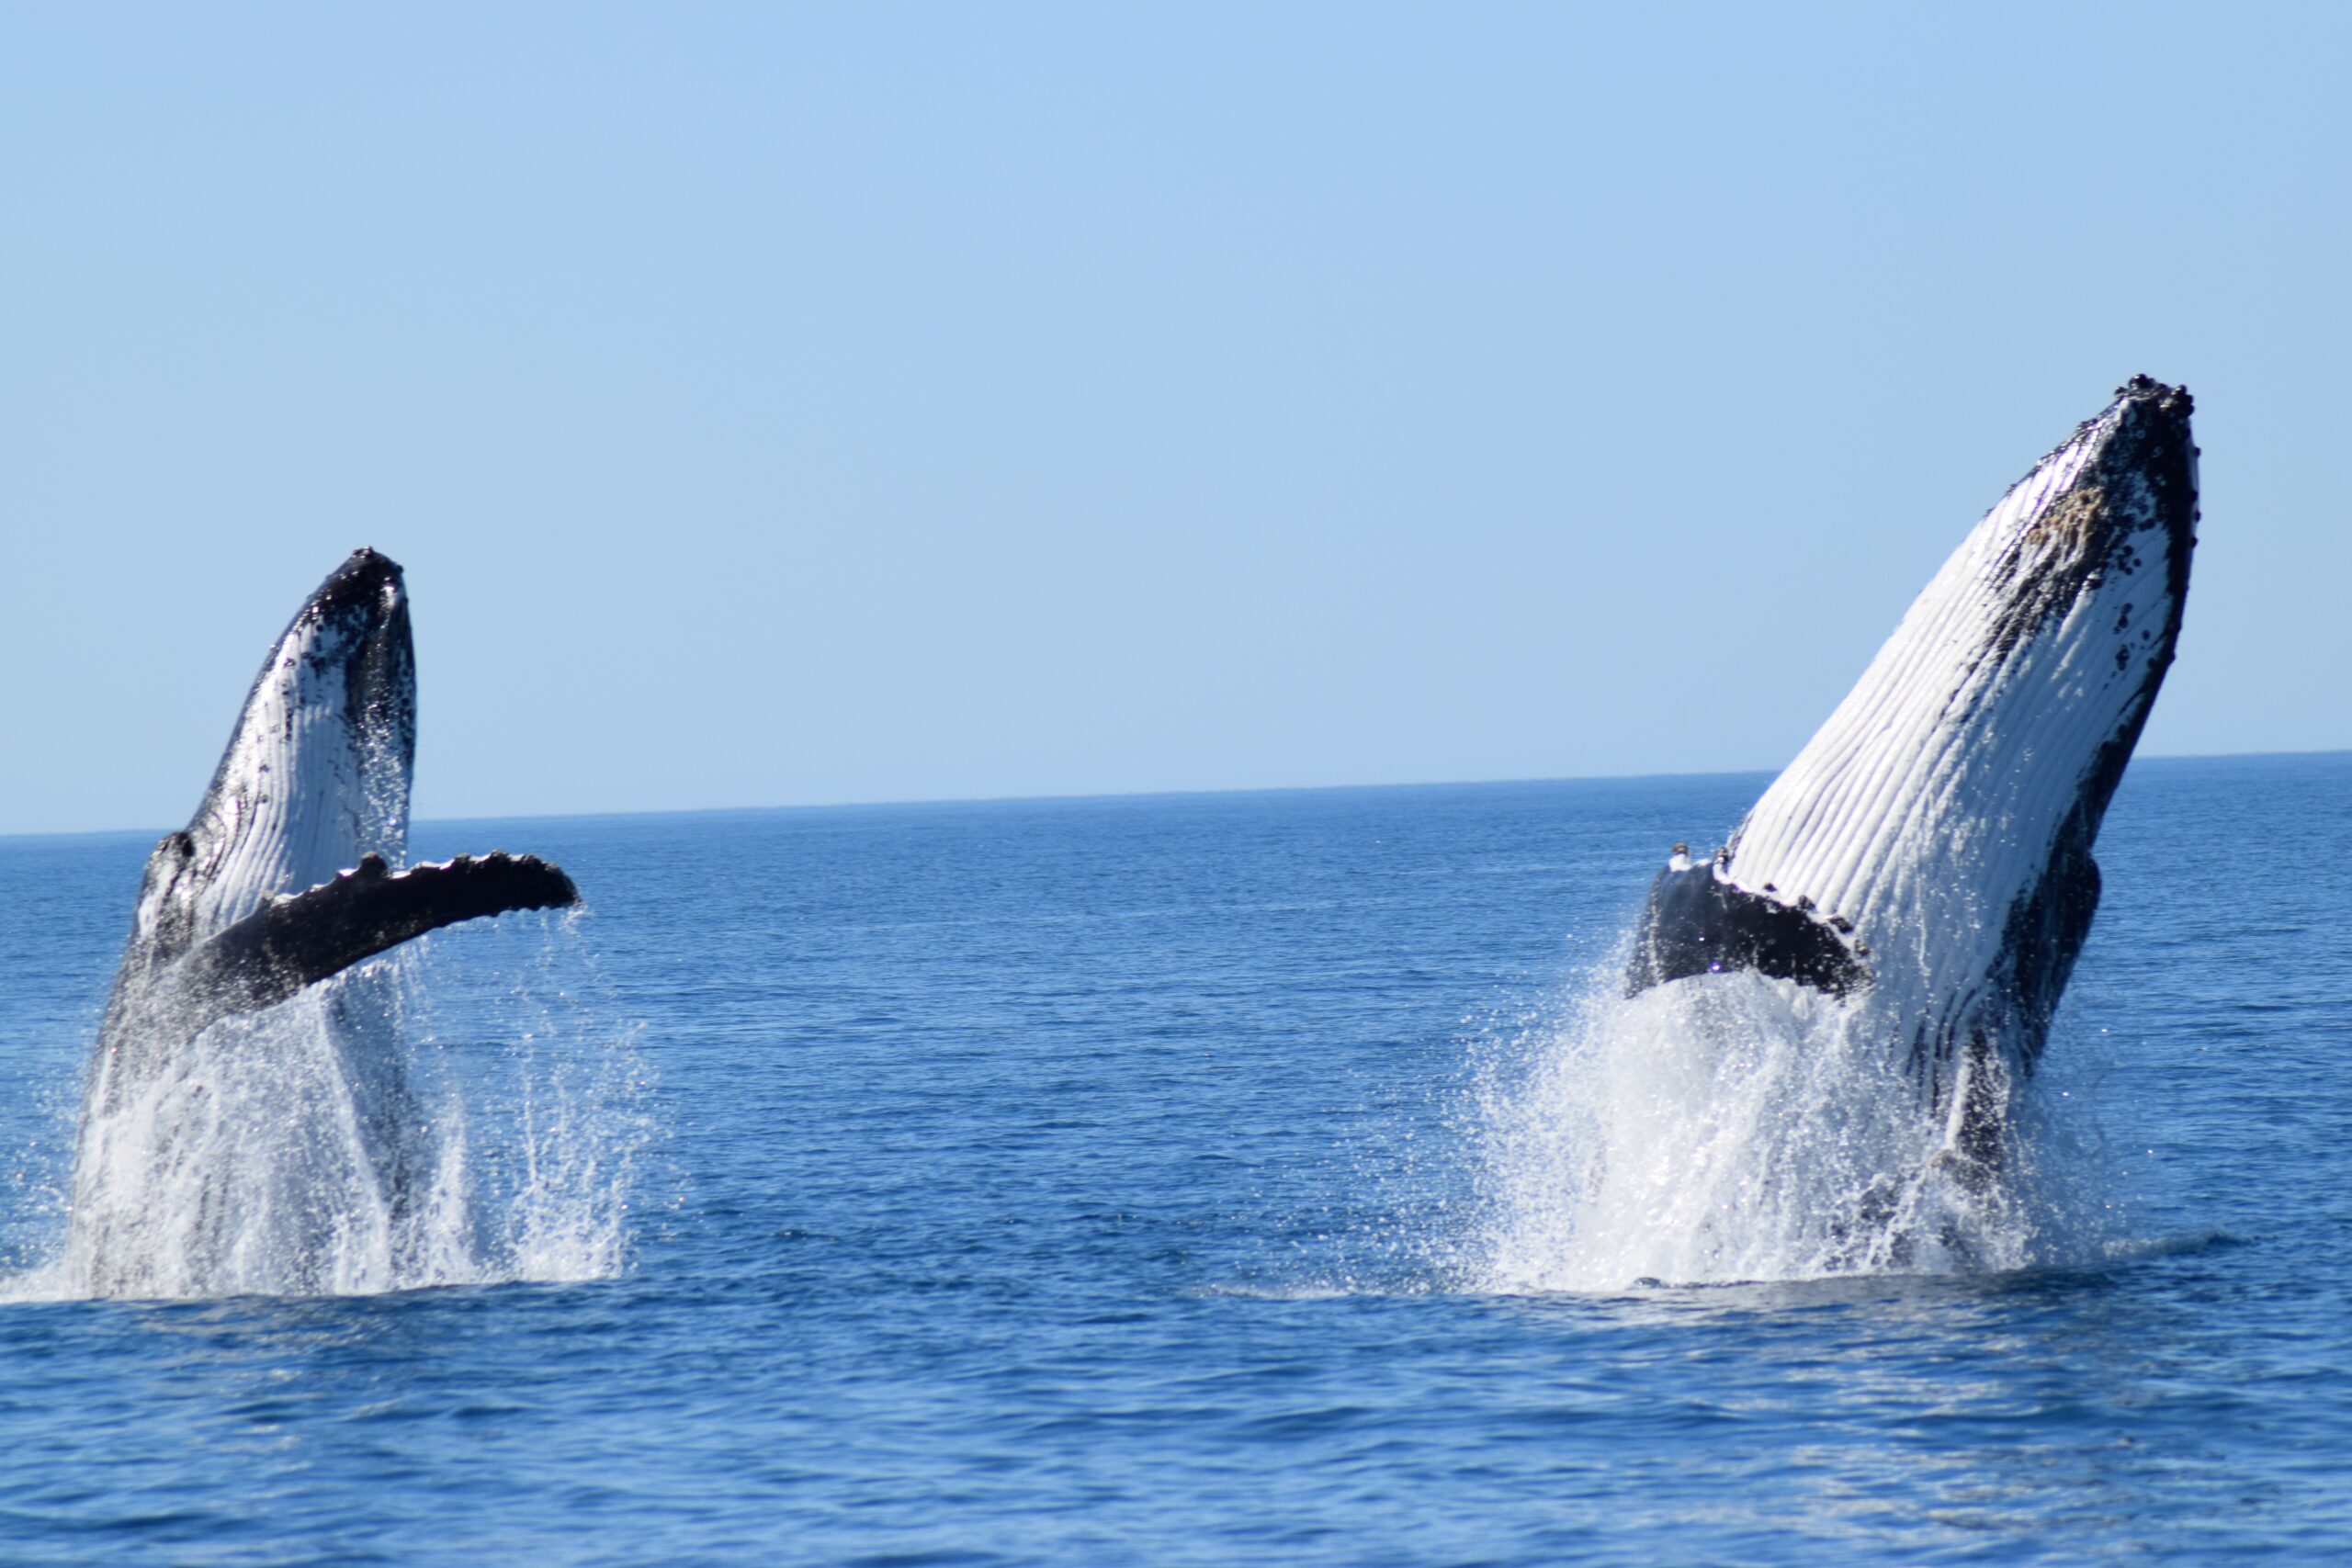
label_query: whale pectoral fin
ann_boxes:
[1626,864,1871,999]
[184,852,581,1020]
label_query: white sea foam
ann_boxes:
[6,924,647,1303]
[1468,963,2121,1292]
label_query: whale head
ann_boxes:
[1634,377,2199,1089]
[129,548,418,966]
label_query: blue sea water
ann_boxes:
[0,753,2347,1564]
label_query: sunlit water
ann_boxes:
[0,756,2345,1563]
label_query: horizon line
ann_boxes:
[6,745,2346,846]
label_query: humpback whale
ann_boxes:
[66,548,579,1297]
[1625,376,2199,1176]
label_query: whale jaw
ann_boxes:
[1629,377,2198,1113]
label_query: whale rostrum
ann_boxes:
[68,547,582,1297]
[1626,376,2199,1170]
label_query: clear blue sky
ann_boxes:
[3,4,2345,836]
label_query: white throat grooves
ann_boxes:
[1724,400,2182,962]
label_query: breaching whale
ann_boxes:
[1624,376,2199,1176]
[66,548,579,1296]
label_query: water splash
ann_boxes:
[1468,962,2123,1292]
[7,916,648,1303]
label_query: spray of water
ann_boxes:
[6,917,648,1303]
[1467,960,2121,1291]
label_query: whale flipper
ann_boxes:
[1627,863,1871,999]
[181,852,581,1022]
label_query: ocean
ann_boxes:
[0,752,2346,1564]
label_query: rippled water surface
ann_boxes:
[0,755,2346,1564]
